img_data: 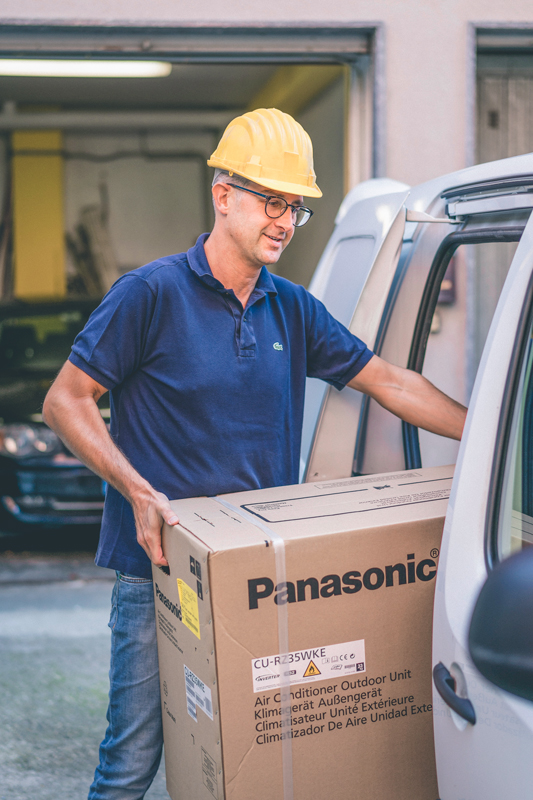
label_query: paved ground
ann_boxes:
[0,550,169,800]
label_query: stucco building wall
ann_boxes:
[1,1,532,188]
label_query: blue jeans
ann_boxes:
[88,572,163,800]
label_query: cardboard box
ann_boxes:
[153,464,453,800]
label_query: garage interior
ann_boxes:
[0,38,373,305]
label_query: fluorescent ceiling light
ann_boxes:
[0,59,172,78]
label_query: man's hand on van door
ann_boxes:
[131,488,179,568]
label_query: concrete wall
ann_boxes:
[63,132,214,270]
[1,1,532,189]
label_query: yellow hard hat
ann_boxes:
[207,108,322,198]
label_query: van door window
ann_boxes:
[354,212,528,477]
[419,238,519,467]
[471,241,520,378]
[402,222,526,470]
[491,308,533,562]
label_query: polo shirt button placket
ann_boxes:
[238,304,255,358]
[220,292,243,356]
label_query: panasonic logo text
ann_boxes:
[155,583,182,621]
[247,554,437,610]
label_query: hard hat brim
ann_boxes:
[207,160,322,199]
[252,175,323,199]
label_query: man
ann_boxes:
[43,108,466,799]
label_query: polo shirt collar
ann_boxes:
[187,233,278,298]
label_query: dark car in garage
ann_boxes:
[0,298,106,528]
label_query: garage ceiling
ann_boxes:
[0,64,281,111]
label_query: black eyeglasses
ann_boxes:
[228,184,313,227]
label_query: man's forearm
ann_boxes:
[376,370,466,440]
[348,356,467,441]
[43,391,153,505]
[43,361,177,567]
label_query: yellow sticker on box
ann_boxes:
[177,579,201,639]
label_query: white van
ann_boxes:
[302,153,533,799]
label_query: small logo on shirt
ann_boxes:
[273,342,283,351]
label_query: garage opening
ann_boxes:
[0,25,374,524]
[0,26,374,308]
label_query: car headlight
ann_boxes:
[0,424,63,458]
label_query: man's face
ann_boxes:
[221,180,305,268]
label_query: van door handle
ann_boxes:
[433,662,476,725]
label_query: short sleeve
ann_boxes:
[304,291,374,390]
[69,275,156,389]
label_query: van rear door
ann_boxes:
[304,155,533,482]
[432,202,533,799]
[301,185,409,482]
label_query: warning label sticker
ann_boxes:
[303,660,321,678]
[177,579,201,640]
[184,664,213,722]
[251,639,365,693]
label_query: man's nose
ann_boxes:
[275,207,294,231]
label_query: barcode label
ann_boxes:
[184,665,214,722]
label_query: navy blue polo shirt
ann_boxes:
[69,233,373,578]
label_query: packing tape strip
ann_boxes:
[214,497,294,800]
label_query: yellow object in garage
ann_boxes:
[12,130,66,299]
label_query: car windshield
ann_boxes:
[0,311,89,373]
[0,306,95,421]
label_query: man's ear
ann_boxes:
[212,182,233,217]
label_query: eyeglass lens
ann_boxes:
[265,197,311,227]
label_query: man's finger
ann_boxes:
[153,492,180,527]
[148,535,169,566]
[137,529,169,567]
[159,504,179,526]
